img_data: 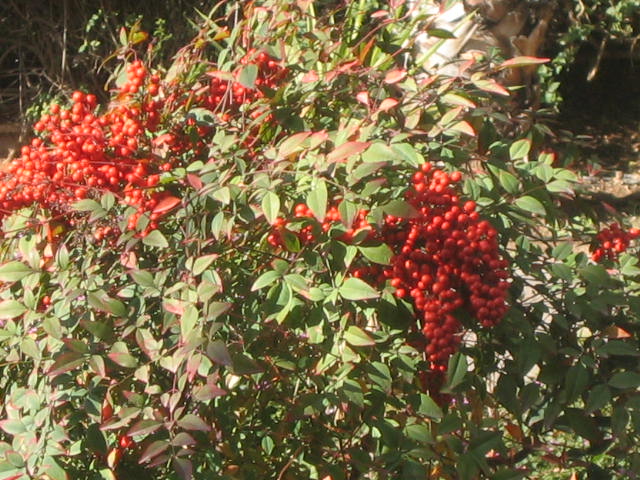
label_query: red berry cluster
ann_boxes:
[1,51,286,239]
[591,223,640,262]
[379,163,510,371]
[2,59,168,238]
[267,163,510,373]
[267,204,372,248]
[199,49,285,116]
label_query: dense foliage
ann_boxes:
[0,1,640,479]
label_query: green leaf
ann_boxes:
[585,384,611,414]
[107,351,138,369]
[251,270,280,291]
[338,277,379,300]
[564,364,589,403]
[191,255,218,276]
[416,394,444,419]
[546,179,574,193]
[383,199,419,218]
[129,269,155,288]
[40,457,69,480]
[509,139,531,160]
[514,196,546,216]
[73,198,103,213]
[344,326,375,346]
[307,179,328,222]
[261,191,280,225]
[368,361,392,392]
[498,170,520,194]
[444,353,468,391]
[187,107,215,125]
[238,64,258,89]
[0,261,32,282]
[0,300,26,319]
[358,244,393,265]
[597,340,640,357]
[578,265,610,287]
[609,371,640,389]
[426,28,456,39]
[552,242,573,260]
[180,305,199,340]
[142,230,169,249]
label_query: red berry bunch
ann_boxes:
[0,60,180,239]
[267,204,373,248]
[200,49,286,115]
[591,223,640,262]
[266,163,510,374]
[379,163,510,371]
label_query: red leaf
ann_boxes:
[378,98,399,112]
[371,9,388,18]
[384,68,407,84]
[356,91,370,106]
[301,70,319,83]
[470,74,510,96]
[187,174,203,190]
[151,133,176,146]
[153,196,181,215]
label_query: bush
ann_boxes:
[0,1,639,479]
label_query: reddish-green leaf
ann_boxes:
[327,141,370,163]
[139,440,170,464]
[344,326,375,346]
[177,414,211,432]
[498,56,550,69]
[48,351,85,377]
[278,132,311,157]
[127,419,163,438]
[173,457,194,480]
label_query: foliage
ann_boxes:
[0,1,639,479]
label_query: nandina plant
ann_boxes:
[0,2,639,479]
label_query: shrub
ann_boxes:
[0,2,639,479]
